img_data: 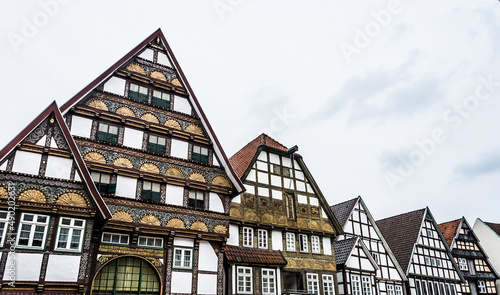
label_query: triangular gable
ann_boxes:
[340,237,378,271]
[59,28,244,194]
[330,197,358,228]
[438,218,462,248]
[0,101,112,219]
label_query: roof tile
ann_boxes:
[334,237,358,266]
[485,221,500,236]
[438,219,462,247]
[224,245,287,265]
[331,197,358,228]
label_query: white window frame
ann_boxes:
[0,211,10,247]
[395,285,403,295]
[138,236,163,249]
[262,268,276,295]
[351,275,361,295]
[478,281,486,294]
[54,217,86,252]
[101,232,129,245]
[458,258,468,270]
[237,266,253,294]
[286,232,296,251]
[416,280,422,295]
[173,247,193,269]
[300,234,308,252]
[258,229,268,249]
[16,213,50,250]
[362,276,372,295]
[387,285,395,295]
[323,274,335,295]
[311,235,321,253]
[307,273,319,294]
[372,252,380,264]
[243,227,254,247]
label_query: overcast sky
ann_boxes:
[1,1,499,226]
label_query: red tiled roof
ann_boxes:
[438,219,462,247]
[224,245,287,265]
[376,208,426,273]
[485,221,500,236]
[229,134,287,178]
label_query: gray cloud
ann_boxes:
[455,149,500,178]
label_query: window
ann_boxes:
[439,283,445,295]
[486,281,496,293]
[148,135,166,154]
[323,274,335,295]
[427,229,433,237]
[188,190,204,209]
[173,247,192,269]
[237,266,252,294]
[0,211,9,247]
[422,280,428,295]
[243,227,254,247]
[372,252,380,265]
[458,258,468,270]
[258,229,268,249]
[16,213,49,249]
[434,282,440,295]
[91,172,116,195]
[138,236,163,249]
[129,83,148,102]
[351,275,361,295]
[286,232,296,251]
[362,276,372,295]
[300,234,308,252]
[478,281,487,294]
[102,232,129,245]
[55,217,85,252]
[152,90,170,109]
[192,146,209,164]
[475,259,491,272]
[428,282,434,295]
[395,286,403,295]
[416,281,422,295]
[436,259,442,267]
[262,269,276,295]
[425,257,431,265]
[97,122,118,144]
[311,235,321,253]
[431,258,436,266]
[285,193,296,220]
[142,181,161,203]
[387,285,395,295]
[307,273,319,294]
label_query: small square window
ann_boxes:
[129,83,148,103]
[138,236,163,248]
[192,146,209,164]
[91,172,116,195]
[102,232,129,245]
[97,123,119,144]
[142,181,161,203]
[148,135,166,154]
[152,90,170,109]
[173,247,192,269]
[55,217,86,252]
[188,190,204,209]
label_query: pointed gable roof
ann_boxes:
[330,197,358,227]
[334,237,358,265]
[59,28,244,194]
[376,208,426,273]
[438,218,462,247]
[229,133,288,178]
[0,102,112,219]
[484,221,500,236]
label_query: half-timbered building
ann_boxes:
[376,208,465,295]
[439,218,499,295]
[473,219,500,294]
[227,134,343,295]
[331,197,407,295]
[0,29,245,295]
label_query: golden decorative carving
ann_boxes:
[262,213,275,224]
[116,106,136,117]
[185,124,203,135]
[322,223,334,233]
[309,220,320,230]
[56,193,88,207]
[0,186,7,199]
[189,172,206,183]
[140,162,160,174]
[277,215,287,225]
[311,260,323,270]
[301,260,311,269]
[171,78,182,87]
[229,208,242,219]
[324,262,336,271]
[98,245,163,258]
[164,167,185,178]
[140,113,160,124]
[213,224,228,234]
[190,221,208,232]
[140,215,161,226]
[166,218,186,229]
[97,255,113,265]
[164,119,182,130]
[18,189,47,203]
[243,210,258,222]
[212,176,231,187]
[297,218,308,229]
[286,258,298,269]
[84,151,107,164]
[146,257,163,267]
[87,100,109,111]
[150,71,167,81]
[112,211,133,222]
[114,157,134,168]
[126,64,147,75]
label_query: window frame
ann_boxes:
[395,285,403,295]
[458,258,468,271]
[322,274,335,295]
[129,83,149,103]
[138,236,163,249]
[96,122,119,144]
[0,211,10,247]
[16,213,50,250]
[299,234,309,252]
[54,217,86,252]
[152,90,171,109]
[243,227,254,247]
[387,285,395,295]
[286,232,296,252]
[478,281,487,294]
[147,134,166,154]
[192,145,209,164]
[172,246,193,269]
[351,275,361,295]
[362,276,372,295]
[188,189,205,210]
[237,266,253,294]
[311,235,321,253]
[258,229,268,249]
[262,268,276,295]
[307,273,319,294]
[142,181,161,203]
[101,232,130,246]
[91,171,115,195]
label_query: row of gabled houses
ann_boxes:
[0,29,499,295]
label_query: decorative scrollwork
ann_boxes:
[126,64,147,75]
[55,192,88,207]
[140,215,161,226]
[150,71,167,81]
[18,189,47,203]
[164,119,182,130]
[140,113,160,124]
[139,162,160,174]
[84,151,107,164]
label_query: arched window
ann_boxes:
[92,256,160,295]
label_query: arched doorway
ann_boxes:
[92,256,161,295]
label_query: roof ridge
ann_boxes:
[377,207,426,223]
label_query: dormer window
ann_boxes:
[152,90,170,109]
[192,146,208,164]
[129,83,148,103]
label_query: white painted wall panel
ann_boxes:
[247,169,256,182]
[157,52,172,66]
[227,224,239,246]
[170,139,188,159]
[174,237,194,247]
[271,189,282,199]
[0,161,7,170]
[272,230,283,251]
[284,177,293,188]
[296,181,306,192]
[197,273,217,294]
[45,254,81,282]
[171,271,192,293]
[282,157,291,167]
[12,151,41,175]
[270,175,281,186]
[257,186,269,197]
[173,96,191,114]
[103,76,126,96]
[256,161,267,171]
[360,257,375,271]
[209,192,224,213]
[165,184,184,206]
[123,128,143,149]
[298,194,308,204]
[295,170,304,180]
[232,195,241,203]
[139,48,154,61]
[45,156,73,180]
[70,116,93,138]
[269,153,280,164]
[244,184,254,194]
[115,175,137,199]
[198,241,218,271]
[323,237,332,255]
[4,253,43,281]
[257,151,267,161]
[309,197,319,206]
[257,172,269,184]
